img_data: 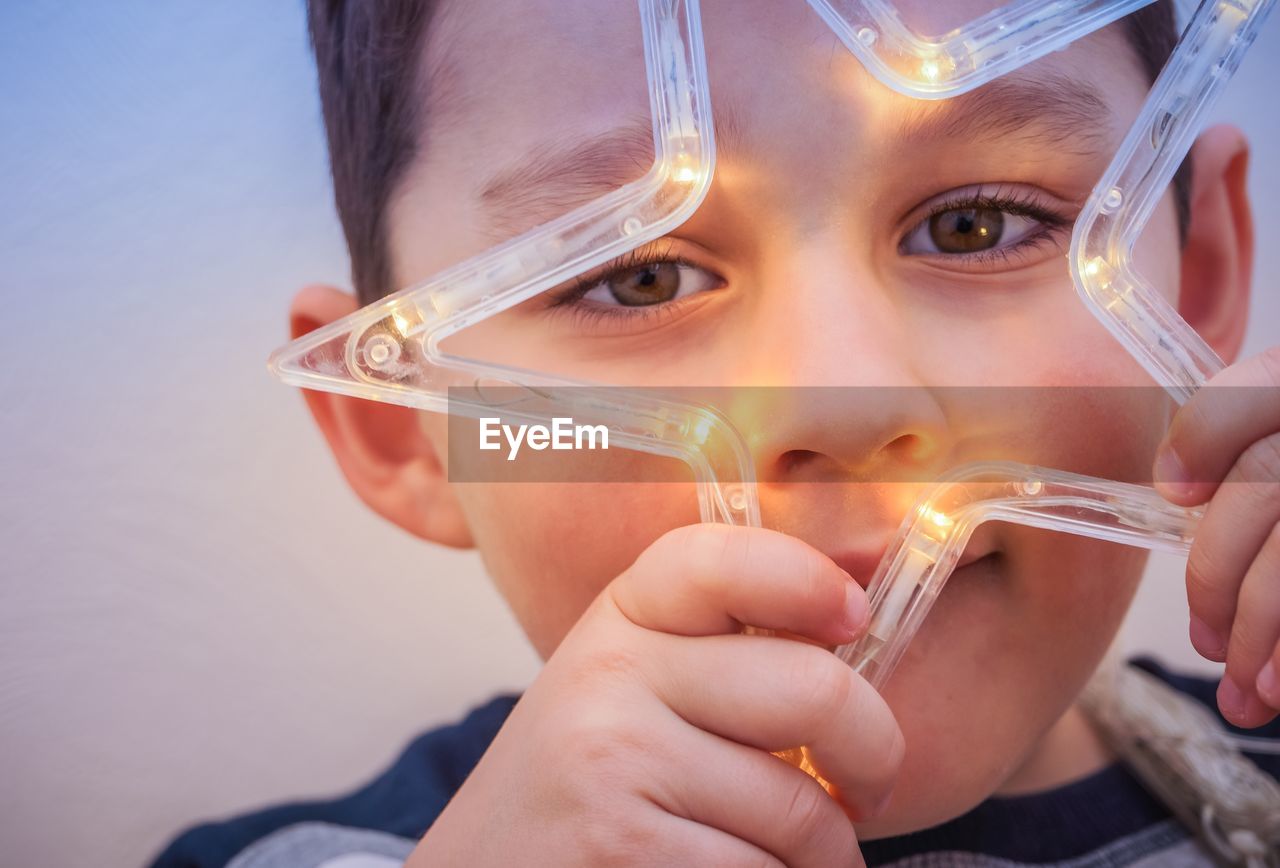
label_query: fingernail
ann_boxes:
[1258,661,1280,709]
[1189,615,1227,660]
[1219,676,1248,722]
[843,576,868,636]
[1154,446,1194,499]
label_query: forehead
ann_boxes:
[420,0,1147,121]
[416,0,1148,164]
[394,0,1150,263]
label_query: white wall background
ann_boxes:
[1,4,1277,867]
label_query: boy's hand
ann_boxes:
[1155,347,1280,727]
[408,524,900,867]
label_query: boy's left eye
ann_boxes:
[901,206,1044,258]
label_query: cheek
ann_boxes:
[421,412,704,659]
[455,479,702,659]
[934,283,1174,481]
[866,532,1146,835]
[993,384,1170,483]
[914,208,1181,397]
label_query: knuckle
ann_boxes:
[825,814,860,864]
[565,646,647,694]
[799,547,843,612]
[1257,346,1280,388]
[1172,392,1214,456]
[599,819,665,865]
[577,813,655,866]
[855,689,906,785]
[723,848,780,868]
[795,649,856,721]
[779,777,837,851]
[1254,522,1280,579]
[612,821,665,864]
[1185,547,1230,605]
[672,523,737,589]
[535,723,634,819]
[1238,434,1280,484]
[1227,586,1279,660]
[1229,615,1273,661]
[551,681,648,745]
[569,718,652,792]
[882,719,907,779]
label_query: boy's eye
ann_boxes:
[902,206,1044,257]
[580,262,720,307]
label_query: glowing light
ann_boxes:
[391,309,413,336]
[920,59,941,82]
[917,505,954,530]
[673,165,699,184]
[691,415,713,444]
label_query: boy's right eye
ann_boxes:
[580,261,721,307]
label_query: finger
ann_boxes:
[1155,348,1280,505]
[1257,644,1280,710]
[1219,520,1280,727]
[643,716,862,868]
[651,817,785,868]
[654,632,903,817]
[581,800,784,867]
[1183,468,1280,660]
[609,524,866,645]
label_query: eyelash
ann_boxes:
[544,242,714,327]
[908,188,1073,266]
[542,189,1074,325]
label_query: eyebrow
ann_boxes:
[477,120,657,240]
[475,74,1114,238]
[894,73,1113,156]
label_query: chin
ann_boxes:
[846,551,1056,837]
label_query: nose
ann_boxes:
[730,235,953,488]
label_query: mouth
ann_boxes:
[829,528,1000,591]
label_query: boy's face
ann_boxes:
[375,0,1192,834]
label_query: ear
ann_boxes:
[289,284,474,548]
[1178,124,1253,365]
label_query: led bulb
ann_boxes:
[669,148,702,185]
[916,52,960,86]
[391,309,414,336]
[1082,257,1113,289]
[918,505,954,531]
[690,414,713,444]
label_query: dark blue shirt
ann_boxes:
[150,659,1280,867]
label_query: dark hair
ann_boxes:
[307,0,438,305]
[1126,4,1194,243]
[307,1,1189,304]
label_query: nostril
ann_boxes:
[776,449,823,475]
[888,432,938,463]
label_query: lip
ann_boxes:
[830,531,998,590]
